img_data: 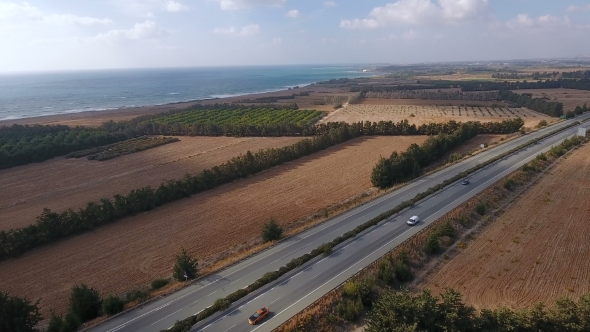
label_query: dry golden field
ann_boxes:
[0,136,303,231]
[421,142,590,309]
[0,136,427,317]
[326,100,552,128]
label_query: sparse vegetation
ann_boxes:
[66,136,179,161]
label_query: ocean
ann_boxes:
[0,65,374,121]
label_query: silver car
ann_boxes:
[407,215,420,226]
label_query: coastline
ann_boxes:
[0,84,329,127]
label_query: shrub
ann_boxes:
[0,291,42,332]
[536,153,547,161]
[394,260,414,282]
[424,233,441,255]
[173,248,198,281]
[537,120,548,127]
[47,312,64,332]
[125,289,149,303]
[447,152,463,163]
[261,218,284,243]
[151,278,169,290]
[333,103,343,109]
[68,284,102,323]
[476,203,486,216]
[439,222,456,238]
[336,298,364,322]
[504,179,515,191]
[212,298,231,311]
[377,259,396,285]
[102,295,125,316]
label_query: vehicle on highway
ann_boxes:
[248,306,270,325]
[461,179,470,185]
[407,216,420,226]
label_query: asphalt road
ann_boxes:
[91,115,590,332]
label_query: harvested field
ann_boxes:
[421,142,590,309]
[515,88,590,112]
[327,101,551,128]
[0,135,428,317]
[0,136,303,231]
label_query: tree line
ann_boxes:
[0,124,128,170]
[498,90,564,117]
[0,119,524,260]
[370,122,482,189]
[362,90,498,102]
[367,288,590,332]
[461,78,590,92]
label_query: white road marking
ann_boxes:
[223,324,237,332]
[151,309,182,326]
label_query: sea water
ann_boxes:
[0,65,374,121]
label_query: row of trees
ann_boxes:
[361,90,498,101]
[0,125,363,260]
[461,79,590,92]
[371,122,481,189]
[367,289,590,332]
[0,124,128,169]
[498,90,564,117]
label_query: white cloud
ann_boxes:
[286,9,300,18]
[505,14,568,30]
[93,20,166,44]
[341,0,490,29]
[324,1,336,7]
[210,0,286,10]
[272,37,282,45]
[566,4,590,12]
[402,29,418,40]
[115,0,189,16]
[0,1,112,25]
[165,0,189,12]
[43,14,113,26]
[340,18,379,29]
[214,24,260,36]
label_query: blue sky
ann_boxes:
[0,0,589,72]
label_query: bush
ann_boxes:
[447,152,463,163]
[424,233,441,255]
[125,289,149,303]
[537,120,548,127]
[336,298,364,322]
[261,218,283,243]
[536,153,547,161]
[504,179,515,191]
[377,259,396,285]
[212,298,231,311]
[68,284,102,323]
[173,248,198,281]
[0,291,42,332]
[333,103,343,109]
[394,260,414,282]
[151,278,169,290]
[102,295,125,316]
[439,222,456,238]
[476,203,486,216]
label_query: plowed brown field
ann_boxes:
[421,143,590,309]
[0,136,303,231]
[0,136,427,316]
[326,100,551,128]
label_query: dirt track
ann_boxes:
[0,136,303,231]
[421,142,590,309]
[0,136,427,317]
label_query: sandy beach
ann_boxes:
[0,85,346,127]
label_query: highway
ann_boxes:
[91,114,589,332]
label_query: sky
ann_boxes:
[0,0,589,72]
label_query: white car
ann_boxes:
[407,215,420,226]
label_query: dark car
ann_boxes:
[461,179,470,185]
[248,306,270,325]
